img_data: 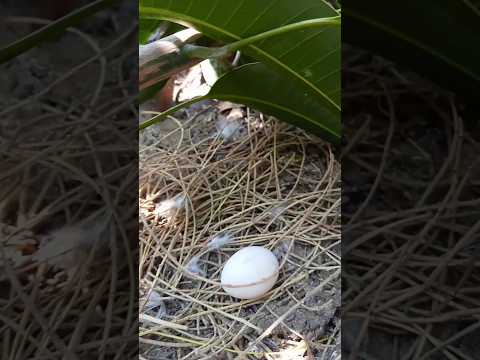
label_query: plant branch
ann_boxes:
[139,96,207,130]
[139,28,201,91]
[182,17,341,59]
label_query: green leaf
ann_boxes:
[343,1,480,102]
[0,0,121,64]
[139,64,340,144]
[209,63,340,143]
[139,0,341,127]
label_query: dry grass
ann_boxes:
[0,14,137,358]
[139,108,341,359]
[342,46,480,359]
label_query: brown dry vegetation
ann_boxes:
[139,98,341,359]
[342,45,480,359]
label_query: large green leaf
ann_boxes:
[139,0,341,133]
[139,63,341,143]
[343,1,480,102]
[210,63,340,143]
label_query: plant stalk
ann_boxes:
[139,96,208,130]
[139,28,202,91]
[182,16,341,59]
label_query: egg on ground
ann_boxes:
[220,246,279,299]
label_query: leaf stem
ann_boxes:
[182,16,341,59]
[225,17,340,53]
[139,96,208,130]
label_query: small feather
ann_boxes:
[207,232,233,250]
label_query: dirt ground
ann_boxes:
[139,67,341,359]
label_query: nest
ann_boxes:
[139,107,341,360]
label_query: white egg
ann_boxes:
[220,246,279,299]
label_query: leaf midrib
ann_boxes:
[139,6,341,112]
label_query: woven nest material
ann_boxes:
[139,107,341,360]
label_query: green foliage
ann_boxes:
[209,63,341,143]
[139,0,341,144]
